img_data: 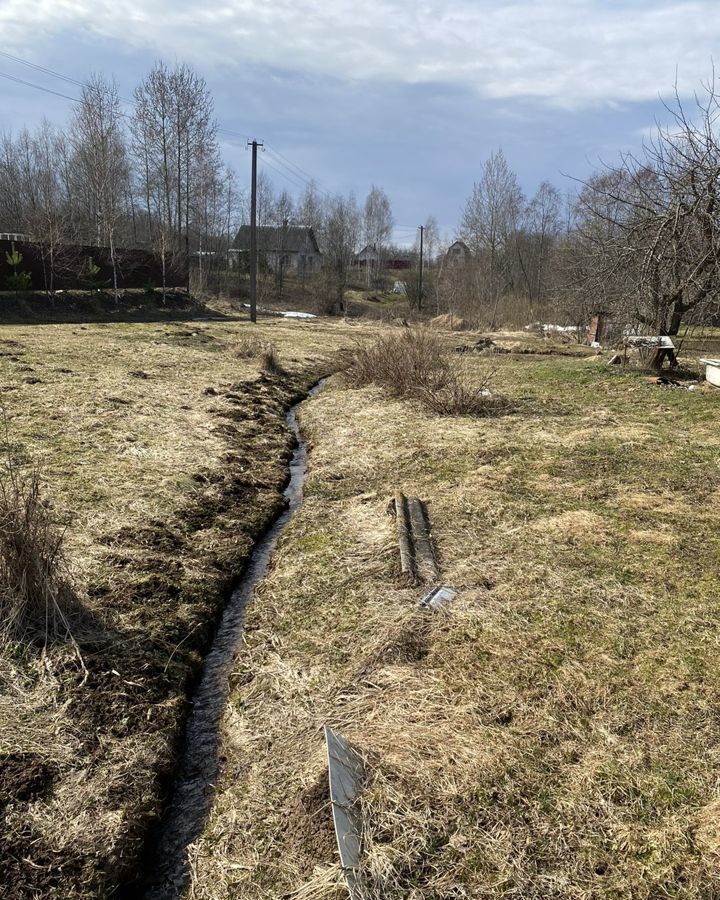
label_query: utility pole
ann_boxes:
[418,224,424,311]
[248,139,264,323]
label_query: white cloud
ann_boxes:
[2,0,720,107]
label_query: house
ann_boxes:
[354,244,379,267]
[353,245,412,270]
[445,240,472,268]
[230,225,321,274]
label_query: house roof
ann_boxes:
[233,225,320,254]
[447,240,471,254]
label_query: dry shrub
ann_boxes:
[259,344,284,375]
[235,334,266,359]
[0,458,79,645]
[236,335,284,375]
[344,328,511,417]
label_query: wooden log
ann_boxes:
[407,497,439,582]
[394,491,415,579]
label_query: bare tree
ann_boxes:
[132,61,218,295]
[318,194,361,314]
[460,149,524,326]
[567,76,720,361]
[73,74,128,301]
[517,181,562,315]
[362,185,393,288]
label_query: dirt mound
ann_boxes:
[282,770,337,875]
[0,290,207,324]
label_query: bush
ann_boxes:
[79,255,107,290]
[235,335,266,359]
[259,345,284,375]
[5,270,32,292]
[344,328,511,417]
[4,242,32,292]
[0,458,79,644]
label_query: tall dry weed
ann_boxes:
[343,328,511,416]
[0,456,79,645]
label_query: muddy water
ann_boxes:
[139,381,325,900]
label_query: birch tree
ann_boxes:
[72,74,128,300]
[460,149,524,325]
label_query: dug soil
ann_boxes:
[0,290,210,324]
[0,367,322,899]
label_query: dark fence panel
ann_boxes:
[0,240,187,291]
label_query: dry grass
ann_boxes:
[344,328,511,416]
[234,333,267,358]
[0,457,79,644]
[190,344,720,898]
[259,343,284,375]
[0,315,367,898]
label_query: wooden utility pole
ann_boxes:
[248,139,264,323]
[418,224,424,311]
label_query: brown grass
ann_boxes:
[344,328,511,416]
[189,345,720,898]
[0,316,368,898]
[259,343,284,375]
[0,457,79,644]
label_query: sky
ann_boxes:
[1,0,720,243]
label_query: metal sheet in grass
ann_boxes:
[420,585,457,611]
[324,725,364,898]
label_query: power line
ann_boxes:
[0,70,79,104]
[259,155,309,193]
[0,50,86,89]
[0,49,343,203]
[264,143,328,191]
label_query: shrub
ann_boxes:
[5,270,32,292]
[235,335,266,359]
[4,242,32,292]
[258,345,284,375]
[344,328,511,417]
[79,255,106,290]
[0,458,79,644]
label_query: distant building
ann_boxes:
[230,225,321,274]
[354,244,379,267]
[354,245,412,270]
[445,240,472,268]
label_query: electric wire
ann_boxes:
[1,50,363,208]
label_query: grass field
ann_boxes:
[3,320,720,898]
[189,344,720,898]
[0,316,359,898]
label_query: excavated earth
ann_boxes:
[0,368,319,899]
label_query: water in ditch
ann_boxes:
[137,381,325,899]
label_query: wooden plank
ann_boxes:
[407,497,439,582]
[394,491,416,579]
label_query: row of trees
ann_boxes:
[0,62,239,296]
[432,77,720,338]
[5,57,719,335]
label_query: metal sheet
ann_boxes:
[324,725,364,897]
[419,585,457,611]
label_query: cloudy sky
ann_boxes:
[1,0,719,241]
